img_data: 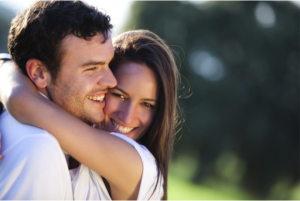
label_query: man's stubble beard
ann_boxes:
[46,80,105,126]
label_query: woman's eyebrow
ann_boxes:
[114,87,129,96]
[142,98,157,103]
[114,87,157,102]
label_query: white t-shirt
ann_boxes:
[0,107,73,199]
[70,132,164,200]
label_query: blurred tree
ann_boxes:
[122,1,299,199]
[0,4,15,114]
[0,3,15,52]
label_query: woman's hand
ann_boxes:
[0,59,13,160]
[0,61,23,108]
[0,61,39,121]
[0,59,9,115]
[0,59,9,160]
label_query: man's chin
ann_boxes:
[81,113,105,126]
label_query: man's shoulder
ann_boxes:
[0,109,72,199]
[1,106,49,136]
[0,108,62,155]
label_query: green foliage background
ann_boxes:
[120,1,299,199]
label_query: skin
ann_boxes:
[103,62,159,141]
[45,33,117,125]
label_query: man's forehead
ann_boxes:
[61,32,110,47]
[58,32,114,68]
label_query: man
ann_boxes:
[0,1,116,199]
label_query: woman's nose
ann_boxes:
[119,103,136,125]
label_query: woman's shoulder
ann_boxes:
[71,133,164,200]
[110,132,156,164]
[110,132,163,200]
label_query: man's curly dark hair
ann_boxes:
[8,1,113,82]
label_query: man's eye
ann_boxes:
[87,67,97,71]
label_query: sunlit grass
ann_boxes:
[168,174,254,200]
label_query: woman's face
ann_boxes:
[103,62,159,141]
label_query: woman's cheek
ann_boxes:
[141,108,156,128]
[147,108,157,125]
[104,94,118,115]
[104,94,113,114]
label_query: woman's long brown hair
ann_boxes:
[109,30,181,200]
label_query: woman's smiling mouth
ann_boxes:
[111,119,135,134]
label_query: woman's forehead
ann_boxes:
[114,62,159,98]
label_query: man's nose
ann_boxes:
[99,67,117,88]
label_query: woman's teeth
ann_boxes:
[112,120,134,134]
[87,95,105,102]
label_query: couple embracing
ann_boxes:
[0,1,181,200]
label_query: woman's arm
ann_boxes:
[0,61,142,200]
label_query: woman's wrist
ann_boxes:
[0,60,10,68]
[0,53,12,68]
[0,54,10,114]
[0,61,20,109]
[0,53,11,59]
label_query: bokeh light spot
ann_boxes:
[255,2,276,28]
[189,51,225,81]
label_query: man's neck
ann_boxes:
[37,86,51,99]
[38,91,49,99]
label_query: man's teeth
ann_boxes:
[112,120,134,134]
[86,95,105,102]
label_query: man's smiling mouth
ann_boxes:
[86,95,105,102]
[111,119,135,134]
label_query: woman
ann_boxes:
[0,30,180,200]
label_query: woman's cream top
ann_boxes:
[69,132,164,200]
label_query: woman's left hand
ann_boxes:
[0,59,5,159]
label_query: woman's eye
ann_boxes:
[112,93,125,99]
[143,102,154,108]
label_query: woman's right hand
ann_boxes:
[0,60,39,122]
[0,59,7,160]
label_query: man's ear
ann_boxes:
[26,59,51,89]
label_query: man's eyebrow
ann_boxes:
[115,87,157,102]
[81,61,106,67]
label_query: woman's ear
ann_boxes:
[26,59,51,89]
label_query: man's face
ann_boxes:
[47,33,117,125]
